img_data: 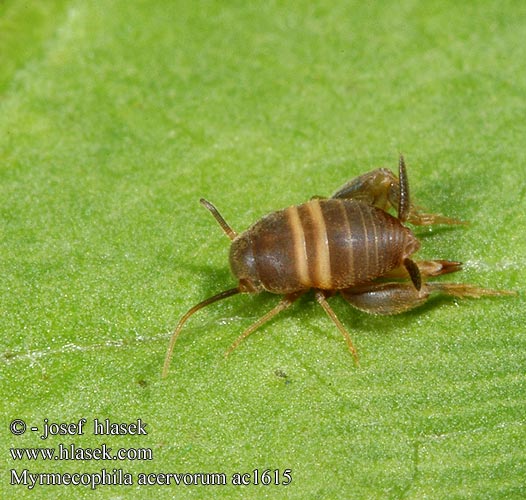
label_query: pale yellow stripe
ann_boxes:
[287,206,309,286]
[308,200,332,288]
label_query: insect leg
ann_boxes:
[398,155,410,221]
[342,283,431,315]
[397,155,463,225]
[315,290,359,365]
[331,167,398,210]
[331,156,464,225]
[341,282,515,316]
[224,291,305,357]
[405,209,466,226]
[426,283,516,299]
[330,154,409,219]
[403,258,422,290]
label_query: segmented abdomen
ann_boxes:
[247,198,417,293]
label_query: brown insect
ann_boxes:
[162,156,513,377]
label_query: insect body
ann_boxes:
[230,198,420,294]
[162,156,513,377]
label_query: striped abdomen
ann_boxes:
[229,198,420,294]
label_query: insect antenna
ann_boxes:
[200,198,237,240]
[162,287,240,378]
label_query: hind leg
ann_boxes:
[331,155,464,225]
[341,282,514,315]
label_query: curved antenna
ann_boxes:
[200,198,237,240]
[162,287,240,378]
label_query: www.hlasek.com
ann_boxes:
[10,443,152,461]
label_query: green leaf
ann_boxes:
[2,1,524,498]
